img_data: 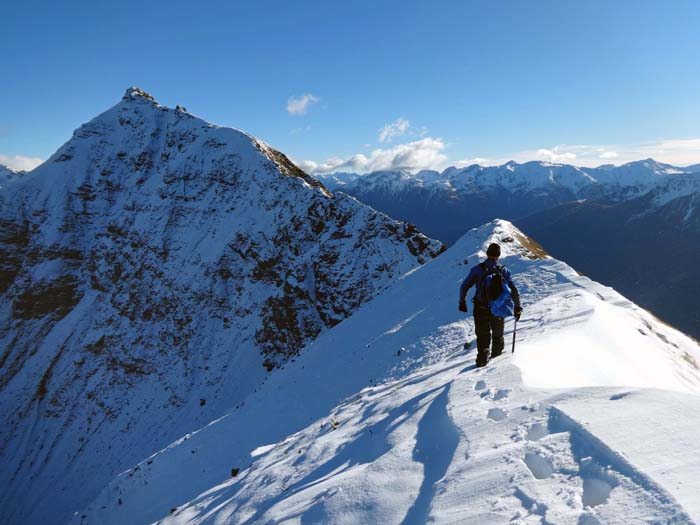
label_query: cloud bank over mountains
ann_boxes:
[298,137,448,174]
[0,154,44,172]
[299,136,700,175]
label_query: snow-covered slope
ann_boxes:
[0,88,444,525]
[76,220,700,525]
[0,163,22,189]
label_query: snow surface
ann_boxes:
[75,220,700,525]
[0,163,21,189]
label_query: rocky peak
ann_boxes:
[121,86,157,104]
[0,89,444,525]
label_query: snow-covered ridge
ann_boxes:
[0,87,444,525]
[318,158,700,203]
[0,163,22,189]
[76,220,700,525]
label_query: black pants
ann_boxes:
[474,305,505,356]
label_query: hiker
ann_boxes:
[459,242,522,367]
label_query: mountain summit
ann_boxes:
[75,220,700,525]
[0,88,444,525]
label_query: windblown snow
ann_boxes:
[75,220,700,525]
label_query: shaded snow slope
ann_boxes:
[76,220,700,525]
[0,88,443,525]
[0,163,22,189]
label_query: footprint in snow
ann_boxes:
[525,422,549,441]
[577,512,602,525]
[474,380,487,391]
[480,387,511,402]
[582,477,615,508]
[487,407,508,421]
[493,388,510,401]
[524,451,554,479]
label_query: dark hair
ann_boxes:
[486,243,501,258]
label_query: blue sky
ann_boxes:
[2,0,700,172]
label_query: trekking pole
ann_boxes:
[511,317,518,354]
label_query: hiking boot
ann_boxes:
[476,349,489,367]
[490,349,503,359]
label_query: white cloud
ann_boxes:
[286,93,319,116]
[453,157,490,168]
[0,154,44,172]
[297,157,347,174]
[651,138,700,165]
[378,118,410,143]
[535,147,577,163]
[501,140,700,167]
[299,137,448,174]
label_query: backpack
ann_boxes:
[480,262,515,318]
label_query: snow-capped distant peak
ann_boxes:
[323,157,700,203]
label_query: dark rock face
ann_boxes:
[0,88,444,525]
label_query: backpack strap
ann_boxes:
[476,262,491,306]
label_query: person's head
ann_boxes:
[486,243,501,260]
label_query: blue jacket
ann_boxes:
[459,259,521,309]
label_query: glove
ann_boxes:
[459,301,468,313]
[514,306,523,321]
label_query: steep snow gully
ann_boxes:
[76,220,700,525]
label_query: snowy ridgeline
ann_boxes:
[0,163,23,189]
[317,160,700,203]
[75,220,700,525]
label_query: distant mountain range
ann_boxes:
[317,160,700,244]
[0,88,443,525]
[318,160,700,337]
